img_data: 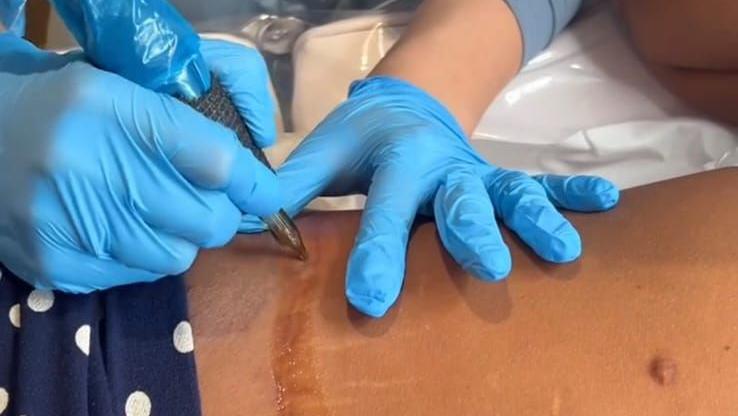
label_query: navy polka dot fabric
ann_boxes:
[0,264,201,416]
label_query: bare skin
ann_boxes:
[616,0,738,70]
[617,0,738,125]
[370,0,523,135]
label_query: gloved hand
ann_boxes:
[0,35,280,292]
[243,76,619,318]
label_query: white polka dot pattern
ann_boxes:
[0,387,8,414]
[8,304,20,329]
[75,325,91,356]
[0,267,199,413]
[173,321,194,354]
[125,391,151,416]
[27,290,54,312]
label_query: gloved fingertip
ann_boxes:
[434,172,513,282]
[470,248,512,282]
[540,175,620,212]
[510,199,583,263]
[346,289,394,318]
[345,240,405,318]
[593,178,620,210]
[567,175,620,211]
[539,225,582,263]
[198,38,278,149]
[227,148,283,217]
[251,120,278,149]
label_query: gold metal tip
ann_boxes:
[264,210,308,261]
[295,239,308,261]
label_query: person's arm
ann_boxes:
[371,0,582,134]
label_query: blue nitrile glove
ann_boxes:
[0,0,26,36]
[0,35,280,292]
[242,76,619,318]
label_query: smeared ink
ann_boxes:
[271,264,327,415]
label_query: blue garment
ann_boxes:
[505,0,583,63]
[0,264,201,415]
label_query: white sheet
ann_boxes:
[471,4,738,189]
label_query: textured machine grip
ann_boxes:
[184,75,273,169]
[181,74,309,260]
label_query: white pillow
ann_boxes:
[291,13,410,133]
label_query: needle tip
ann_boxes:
[265,210,309,261]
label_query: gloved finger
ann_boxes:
[142,96,282,217]
[109,214,198,276]
[139,183,241,249]
[487,170,582,263]
[346,163,421,318]
[200,39,278,148]
[223,147,282,217]
[239,129,349,232]
[434,171,511,281]
[533,174,619,212]
[36,246,163,293]
[0,34,83,74]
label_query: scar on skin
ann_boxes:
[650,356,678,386]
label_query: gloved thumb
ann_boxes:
[133,93,282,217]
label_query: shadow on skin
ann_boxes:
[438,212,589,323]
[346,302,399,337]
[315,210,400,337]
[439,234,513,324]
[499,226,583,282]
